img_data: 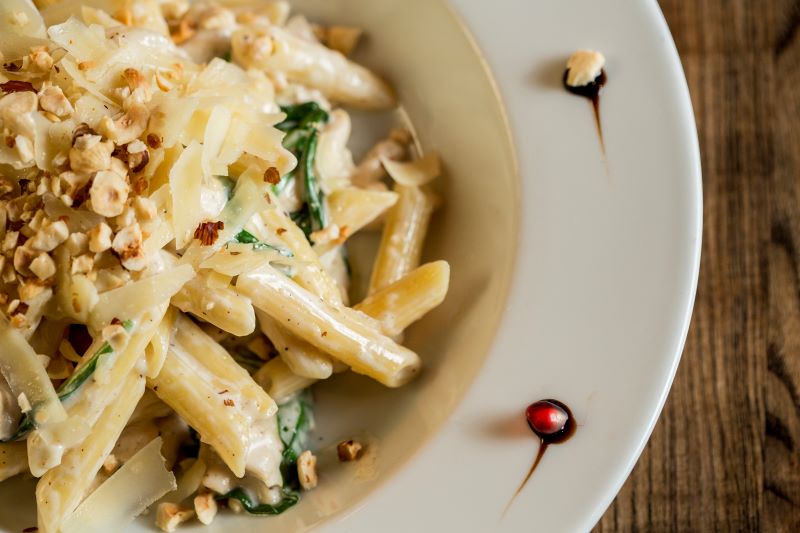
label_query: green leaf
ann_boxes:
[277,391,314,466]
[299,130,326,233]
[219,487,300,515]
[232,230,294,257]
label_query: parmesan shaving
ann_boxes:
[61,437,177,533]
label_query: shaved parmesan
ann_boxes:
[169,141,204,249]
[202,106,233,177]
[61,437,177,533]
[163,457,206,504]
[380,152,441,187]
[200,246,293,277]
[0,319,67,433]
[89,264,195,330]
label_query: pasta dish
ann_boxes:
[0,1,449,531]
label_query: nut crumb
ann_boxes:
[337,439,363,462]
[565,49,606,88]
[297,450,318,490]
[194,221,224,246]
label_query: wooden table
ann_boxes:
[596,1,800,530]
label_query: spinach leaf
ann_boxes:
[275,102,329,239]
[277,390,314,466]
[232,230,294,258]
[219,487,300,515]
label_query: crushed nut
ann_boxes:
[193,221,224,246]
[29,252,56,280]
[146,133,162,149]
[65,232,88,256]
[58,171,91,198]
[70,254,94,275]
[77,60,95,71]
[0,80,35,94]
[132,196,157,221]
[297,450,318,490]
[102,453,120,474]
[17,392,32,414]
[18,278,48,300]
[89,170,129,217]
[264,166,280,184]
[309,223,340,246]
[98,103,149,144]
[69,134,114,174]
[170,18,196,45]
[38,85,73,117]
[13,245,36,276]
[194,493,218,525]
[337,440,363,462]
[155,503,194,533]
[29,219,69,252]
[111,222,146,271]
[88,222,113,253]
[565,50,606,88]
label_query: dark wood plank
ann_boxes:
[596,0,800,530]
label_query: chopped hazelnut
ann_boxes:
[65,232,89,256]
[69,135,114,174]
[337,439,363,462]
[102,454,120,474]
[193,220,224,246]
[565,50,606,88]
[132,196,157,222]
[98,103,149,144]
[112,222,147,271]
[88,222,113,253]
[155,503,194,533]
[194,493,218,525]
[38,85,73,117]
[89,170,129,217]
[70,254,94,275]
[30,252,56,280]
[59,170,92,198]
[29,219,69,252]
[297,450,318,490]
[18,279,47,300]
[2,230,19,252]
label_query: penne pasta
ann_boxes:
[145,306,178,378]
[149,315,277,478]
[36,371,145,533]
[368,184,437,295]
[237,265,420,387]
[172,271,256,337]
[0,441,27,482]
[253,357,316,404]
[356,261,450,338]
[256,310,333,380]
[232,24,395,110]
[27,304,168,476]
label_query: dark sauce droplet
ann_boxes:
[564,69,607,156]
[503,399,576,517]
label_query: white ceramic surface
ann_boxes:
[0,0,701,532]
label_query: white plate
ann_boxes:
[0,0,700,531]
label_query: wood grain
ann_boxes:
[596,1,800,531]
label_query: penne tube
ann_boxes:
[368,184,436,295]
[232,24,395,110]
[253,206,343,305]
[27,304,167,476]
[253,357,316,403]
[256,310,333,380]
[313,187,398,256]
[356,261,450,338]
[36,372,145,533]
[237,265,421,387]
[171,271,256,337]
[350,129,410,187]
[144,306,178,378]
[149,315,278,478]
[0,441,27,482]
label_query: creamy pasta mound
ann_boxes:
[0,1,449,531]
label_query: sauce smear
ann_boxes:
[503,399,576,516]
[564,69,607,155]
